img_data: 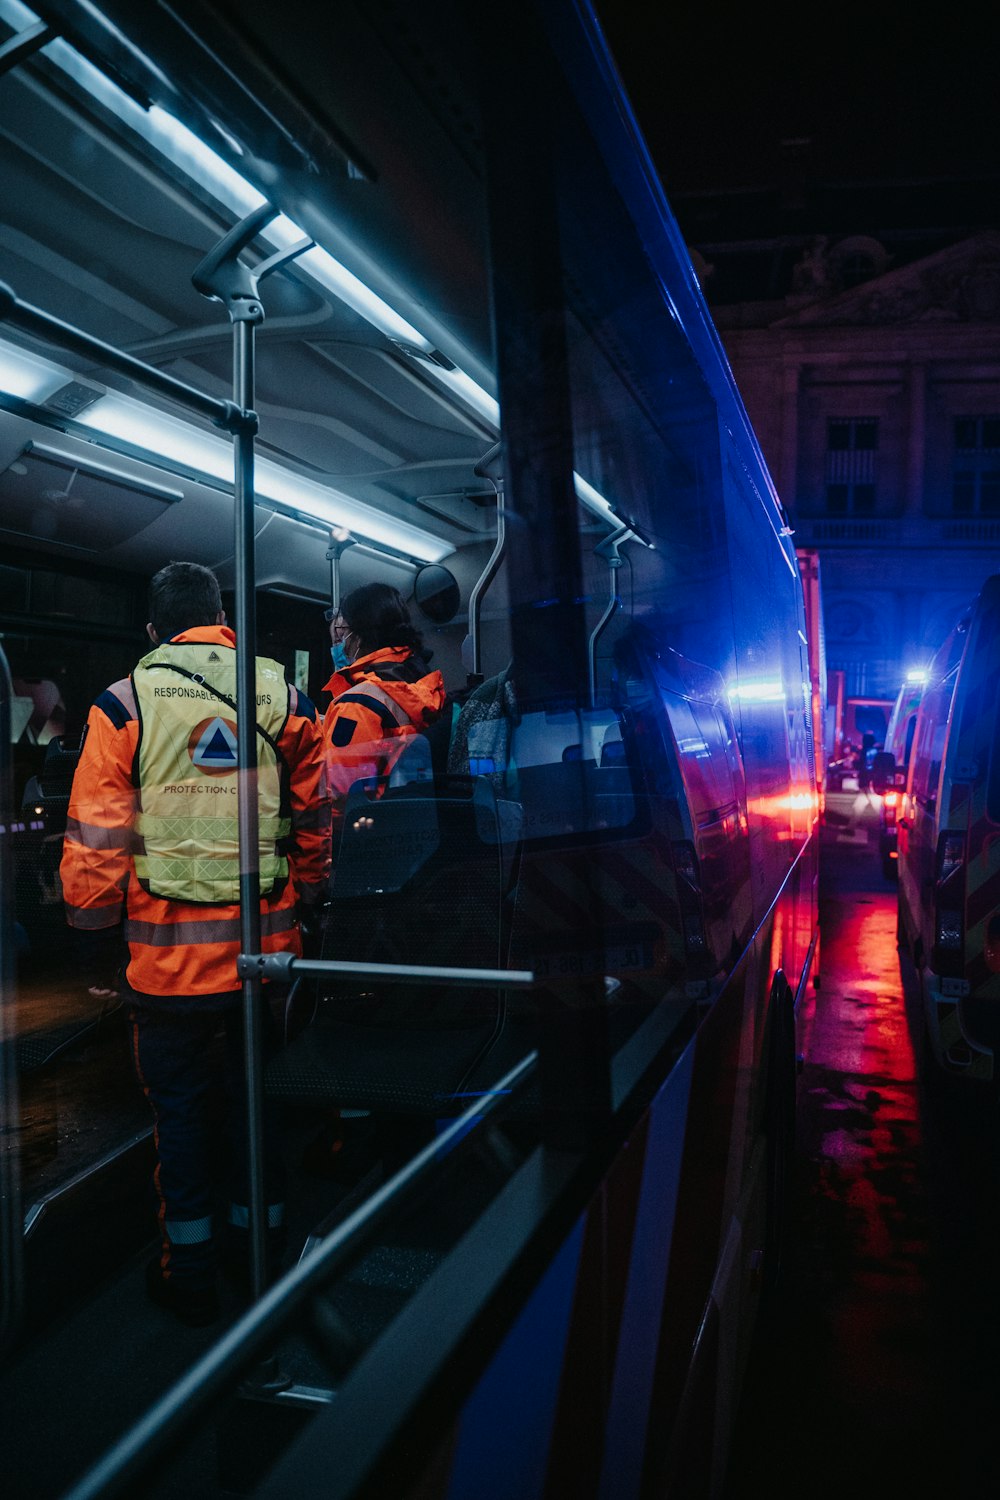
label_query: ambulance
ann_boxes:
[892,575,1000,1088]
[875,670,927,880]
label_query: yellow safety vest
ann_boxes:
[132,642,291,902]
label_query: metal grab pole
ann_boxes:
[467,442,506,688]
[586,523,651,707]
[231,309,268,1307]
[326,527,357,619]
[191,205,313,1330]
[0,644,24,1358]
[0,252,308,1326]
[587,525,631,709]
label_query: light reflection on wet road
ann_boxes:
[724,787,1000,1498]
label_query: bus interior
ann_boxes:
[0,4,821,1498]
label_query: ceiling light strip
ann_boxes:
[0,340,453,562]
[0,1,629,538]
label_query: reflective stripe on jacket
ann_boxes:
[132,640,290,902]
[322,646,446,825]
[60,626,330,998]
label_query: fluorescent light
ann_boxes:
[2,8,468,385]
[254,458,452,562]
[573,472,615,522]
[728,679,786,704]
[430,366,500,428]
[71,387,453,561]
[284,239,437,350]
[0,339,71,403]
[0,2,627,541]
[0,1,40,32]
[76,390,233,481]
[0,337,451,561]
[146,105,265,217]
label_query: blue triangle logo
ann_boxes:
[191,715,238,769]
[202,727,233,760]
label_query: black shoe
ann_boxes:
[145,1257,220,1328]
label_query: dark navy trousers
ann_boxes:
[128,992,286,1288]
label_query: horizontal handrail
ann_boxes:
[0,281,254,434]
[238,952,536,986]
[59,1049,538,1500]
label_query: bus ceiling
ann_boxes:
[0,1,645,604]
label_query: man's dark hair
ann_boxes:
[149,561,223,642]
[341,581,429,661]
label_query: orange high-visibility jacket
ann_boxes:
[322,646,446,828]
[60,626,330,998]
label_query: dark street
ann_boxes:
[725,785,1000,1498]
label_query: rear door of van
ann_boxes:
[939,575,1000,1059]
[898,627,964,959]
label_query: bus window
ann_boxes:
[910,646,962,807]
[0,5,822,1496]
[509,706,637,841]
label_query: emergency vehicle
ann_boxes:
[893,576,1000,1087]
[875,670,927,879]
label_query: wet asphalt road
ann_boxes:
[723,787,1000,1499]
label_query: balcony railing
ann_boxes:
[793,516,1000,547]
[793,519,897,545]
[939,518,1000,543]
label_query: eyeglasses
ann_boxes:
[324,610,350,640]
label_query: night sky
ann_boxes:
[593,3,1000,196]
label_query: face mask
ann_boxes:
[331,641,351,670]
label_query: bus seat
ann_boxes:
[38,732,83,803]
[386,731,434,790]
[264,775,524,1117]
[600,733,626,767]
[514,760,637,841]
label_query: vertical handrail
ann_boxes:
[0,253,308,1317]
[0,643,24,1356]
[326,527,357,618]
[192,207,313,1312]
[231,313,268,1304]
[0,268,317,1338]
[467,442,506,688]
[587,524,633,707]
[0,279,257,1360]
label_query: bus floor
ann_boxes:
[0,1101,440,1500]
[723,785,1000,1499]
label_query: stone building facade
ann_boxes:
[703,229,1000,706]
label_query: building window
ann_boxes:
[824,418,878,515]
[953,415,1000,515]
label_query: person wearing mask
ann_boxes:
[297,583,447,1181]
[322,582,446,836]
[60,561,329,1326]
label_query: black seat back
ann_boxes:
[265,775,523,1115]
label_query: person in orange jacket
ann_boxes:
[302,583,446,1181]
[60,561,330,1325]
[322,581,447,838]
